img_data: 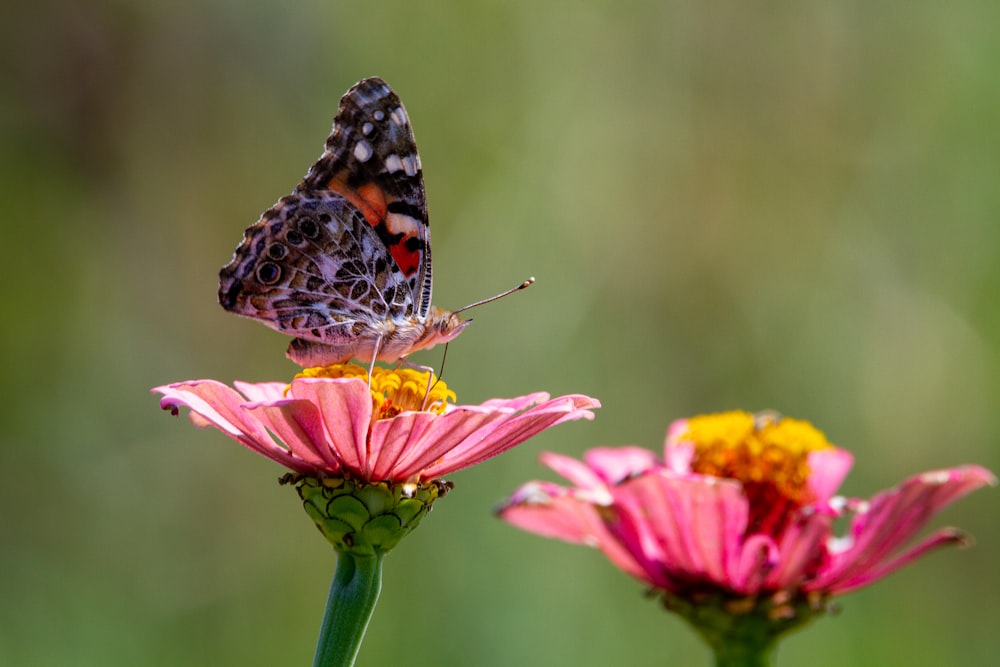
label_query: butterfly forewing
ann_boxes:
[298,77,432,316]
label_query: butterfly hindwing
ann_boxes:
[219,193,412,342]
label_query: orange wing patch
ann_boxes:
[326,175,388,228]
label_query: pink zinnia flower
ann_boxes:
[499,410,994,614]
[154,364,599,667]
[154,364,599,486]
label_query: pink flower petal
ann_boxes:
[497,482,650,582]
[153,381,310,473]
[664,442,695,473]
[735,534,780,593]
[806,448,854,503]
[285,378,374,474]
[498,481,604,543]
[541,451,608,490]
[612,471,750,592]
[584,447,660,483]
[233,381,288,403]
[479,392,553,411]
[761,508,833,591]
[821,528,970,595]
[807,465,996,593]
[369,410,461,481]
[245,399,342,474]
[421,395,598,479]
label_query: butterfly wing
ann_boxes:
[219,192,413,361]
[298,77,433,317]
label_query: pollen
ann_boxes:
[297,364,455,418]
[681,411,833,534]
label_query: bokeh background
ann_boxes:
[3,1,998,665]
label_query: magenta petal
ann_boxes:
[612,472,750,592]
[823,528,971,595]
[498,481,602,544]
[541,451,608,490]
[808,465,996,593]
[735,534,780,593]
[806,448,854,503]
[497,482,651,582]
[762,509,833,591]
[664,442,695,473]
[584,447,660,483]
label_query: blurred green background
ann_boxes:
[3,0,998,665]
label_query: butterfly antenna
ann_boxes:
[453,277,535,315]
[414,346,448,411]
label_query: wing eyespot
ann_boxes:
[267,243,288,260]
[256,262,282,285]
[298,216,321,240]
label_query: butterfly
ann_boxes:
[218,77,530,368]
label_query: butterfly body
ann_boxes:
[219,77,471,366]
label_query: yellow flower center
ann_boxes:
[297,364,455,418]
[681,411,833,535]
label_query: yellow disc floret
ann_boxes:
[297,364,455,418]
[680,411,833,534]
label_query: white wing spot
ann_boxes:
[385,212,422,236]
[384,154,404,173]
[373,110,386,121]
[362,122,374,136]
[402,154,419,176]
[354,140,373,163]
[390,106,409,127]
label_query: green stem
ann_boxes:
[313,551,384,667]
[711,640,776,667]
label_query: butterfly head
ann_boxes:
[420,307,472,350]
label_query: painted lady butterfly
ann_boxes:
[219,77,530,367]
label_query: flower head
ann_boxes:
[154,364,599,485]
[155,364,599,554]
[499,410,994,607]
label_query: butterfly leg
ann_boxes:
[366,334,384,390]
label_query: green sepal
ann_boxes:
[654,588,831,667]
[283,474,451,556]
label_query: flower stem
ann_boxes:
[313,551,384,667]
[711,641,776,667]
